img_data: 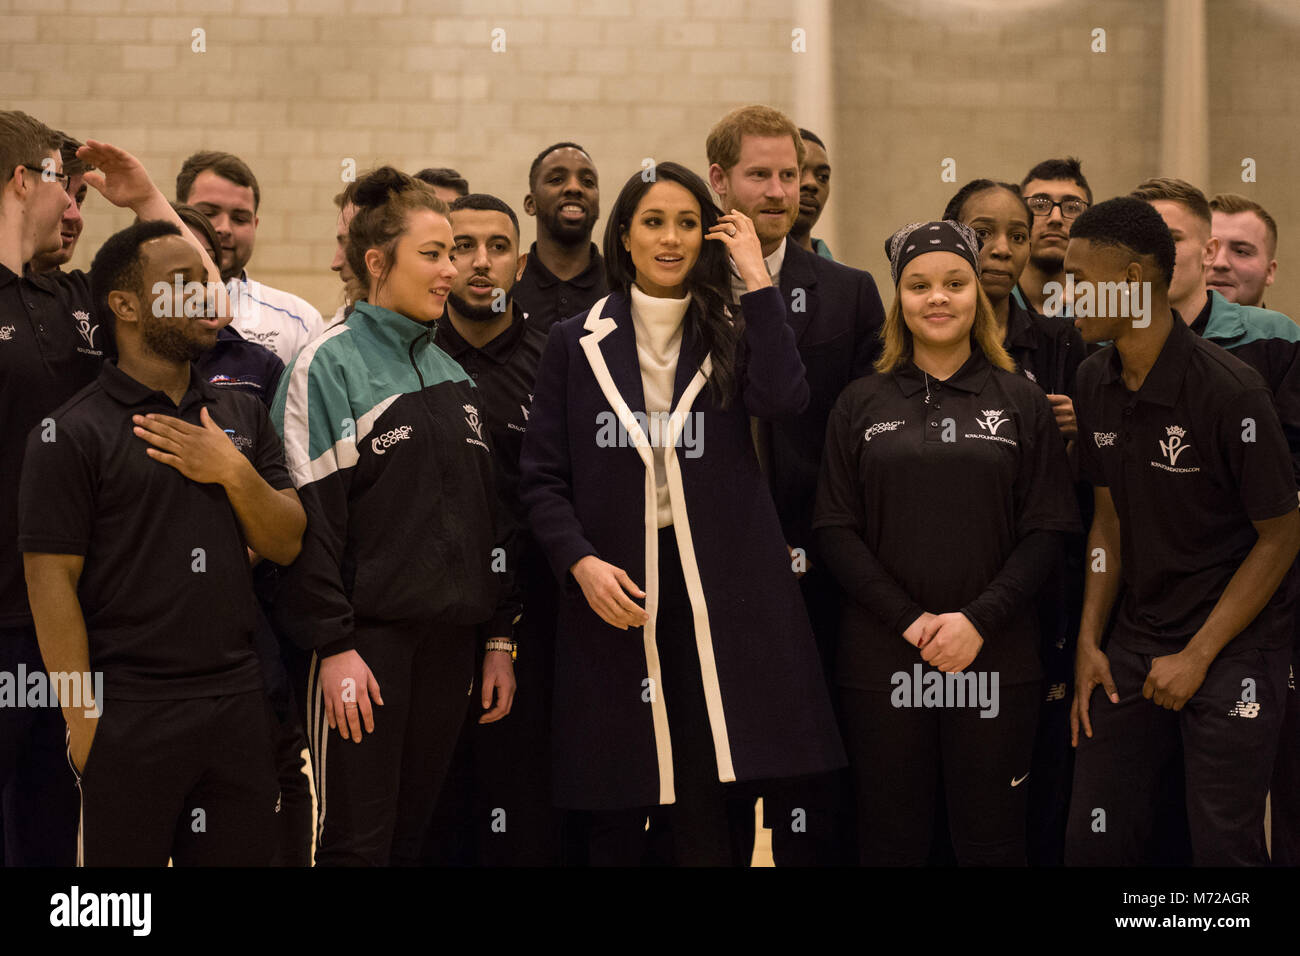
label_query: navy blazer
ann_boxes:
[770,241,886,561]
[520,284,846,810]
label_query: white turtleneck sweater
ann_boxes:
[629,284,691,529]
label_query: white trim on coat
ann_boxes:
[577,295,736,804]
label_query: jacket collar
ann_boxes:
[1004,296,1041,352]
[349,300,437,351]
[577,290,713,466]
[777,239,820,343]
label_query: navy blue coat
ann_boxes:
[769,241,886,562]
[520,285,847,810]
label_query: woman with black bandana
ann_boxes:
[813,220,1079,865]
[945,180,1090,865]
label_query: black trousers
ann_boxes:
[1271,649,1300,864]
[1066,637,1289,866]
[307,620,474,866]
[251,600,313,867]
[764,569,855,866]
[0,625,78,866]
[840,679,1040,866]
[78,689,279,866]
[588,528,754,867]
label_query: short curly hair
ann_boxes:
[1069,196,1176,287]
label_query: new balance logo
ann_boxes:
[1046,682,1066,701]
[1227,700,1260,718]
[371,424,413,455]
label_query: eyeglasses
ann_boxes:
[18,163,72,191]
[1025,195,1089,220]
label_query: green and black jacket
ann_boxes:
[270,300,518,656]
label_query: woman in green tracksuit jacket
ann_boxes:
[270,167,518,866]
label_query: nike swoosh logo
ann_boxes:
[1010,773,1029,788]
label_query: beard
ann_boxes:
[448,289,510,323]
[141,314,210,363]
[1028,250,1065,273]
[540,205,596,246]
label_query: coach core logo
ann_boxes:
[863,420,905,442]
[0,324,13,341]
[73,310,98,348]
[976,409,1009,435]
[1093,431,1116,447]
[371,424,413,455]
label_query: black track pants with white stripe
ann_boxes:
[77,690,279,866]
[306,621,474,867]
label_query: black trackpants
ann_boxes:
[588,528,754,867]
[765,568,855,866]
[1066,637,1289,866]
[77,689,279,866]
[0,625,79,866]
[306,619,474,867]
[1270,648,1300,864]
[840,679,1040,866]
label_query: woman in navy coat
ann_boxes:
[519,162,845,865]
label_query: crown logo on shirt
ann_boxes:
[73,310,98,348]
[1159,425,1191,465]
[464,403,484,441]
[977,409,1009,436]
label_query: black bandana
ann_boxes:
[884,220,981,286]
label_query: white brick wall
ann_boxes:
[2,1,1295,320]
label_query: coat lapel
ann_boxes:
[578,293,653,469]
[778,241,821,346]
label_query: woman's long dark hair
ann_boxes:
[602,161,740,407]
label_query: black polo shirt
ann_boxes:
[17,360,292,701]
[513,242,608,333]
[195,324,285,407]
[814,349,1080,689]
[1076,316,1297,654]
[434,311,544,508]
[0,265,105,628]
[434,310,550,641]
[1004,296,1084,396]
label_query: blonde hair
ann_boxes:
[875,279,1015,375]
[705,105,805,172]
